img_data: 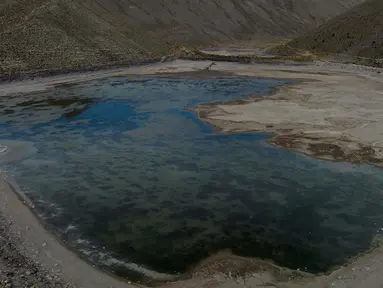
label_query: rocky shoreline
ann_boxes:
[0,56,176,84]
[0,214,75,288]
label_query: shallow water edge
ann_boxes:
[0,139,315,286]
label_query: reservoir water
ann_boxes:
[1,75,383,276]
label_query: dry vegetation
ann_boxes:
[274,0,383,64]
[0,0,364,77]
[183,49,318,64]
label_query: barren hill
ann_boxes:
[280,0,383,60]
[0,0,364,75]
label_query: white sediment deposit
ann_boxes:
[188,61,383,167]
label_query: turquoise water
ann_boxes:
[1,75,383,276]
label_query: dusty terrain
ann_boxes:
[0,0,364,76]
[1,59,383,287]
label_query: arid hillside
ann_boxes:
[0,0,364,75]
[279,0,383,60]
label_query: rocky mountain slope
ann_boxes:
[0,0,364,75]
[279,0,383,60]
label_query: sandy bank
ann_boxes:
[2,59,383,287]
[0,171,137,287]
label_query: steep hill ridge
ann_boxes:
[0,0,364,75]
[280,0,383,60]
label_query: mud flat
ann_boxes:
[1,59,383,287]
[181,61,383,167]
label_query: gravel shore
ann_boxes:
[0,171,135,288]
[0,214,75,288]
